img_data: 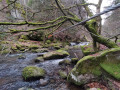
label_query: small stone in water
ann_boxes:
[18,87,34,90]
[18,54,26,59]
[37,53,44,57]
[89,88,100,90]
[40,79,48,86]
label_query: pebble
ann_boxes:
[40,79,48,86]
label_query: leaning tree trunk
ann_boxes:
[85,19,118,48]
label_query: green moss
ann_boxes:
[35,57,44,63]
[46,40,51,44]
[22,66,46,80]
[18,39,25,42]
[16,44,26,51]
[85,19,118,48]
[11,46,17,50]
[81,44,95,55]
[100,61,120,80]
[1,50,9,54]
[20,35,29,40]
[59,59,71,65]
[57,50,69,56]
[68,47,120,85]
[32,48,48,53]
[71,58,78,64]
[18,87,34,90]
[59,70,67,79]
[29,45,39,50]
[86,19,98,34]
[0,45,2,51]
[43,50,69,60]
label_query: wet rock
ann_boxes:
[37,53,44,57]
[89,88,101,90]
[59,59,71,65]
[46,40,51,44]
[32,48,48,53]
[18,54,26,59]
[40,79,49,86]
[59,70,67,79]
[34,57,44,63]
[71,58,78,64]
[50,79,55,83]
[22,66,46,81]
[68,46,84,59]
[27,31,44,41]
[18,87,34,90]
[43,50,69,60]
[0,50,10,54]
[16,44,26,51]
[29,45,39,50]
[54,45,61,50]
[68,48,120,86]
[20,35,29,40]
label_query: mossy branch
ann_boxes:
[0,16,67,25]
[46,23,63,37]
[2,19,67,34]
[85,20,118,48]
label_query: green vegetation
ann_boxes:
[59,59,71,65]
[22,66,46,81]
[68,47,120,85]
[59,70,67,79]
[43,50,69,60]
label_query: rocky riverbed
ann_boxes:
[0,53,84,90]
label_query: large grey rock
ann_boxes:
[68,46,84,59]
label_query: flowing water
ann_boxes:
[0,53,83,90]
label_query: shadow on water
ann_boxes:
[0,53,84,90]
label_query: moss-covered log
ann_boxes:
[85,19,118,48]
[0,16,67,25]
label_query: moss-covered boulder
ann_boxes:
[27,31,44,41]
[18,54,26,59]
[16,44,26,51]
[29,45,39,50]
[43,50,69,60]
[46,40,51,44]
[59,70,67,79]
[11,46,18,51]
[22,66,46,81]
[34,57,44,63]
[32,48,48,53]
[80,44,95,56]
[52,43,62,50]
[20,35,29,40]
[59,59,71,65]
[71,58,78,64]
[0,50,10,54]
[68,48,120,85]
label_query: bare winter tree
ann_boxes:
[0,0,119,51]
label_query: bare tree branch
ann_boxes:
[0,0,17,12]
